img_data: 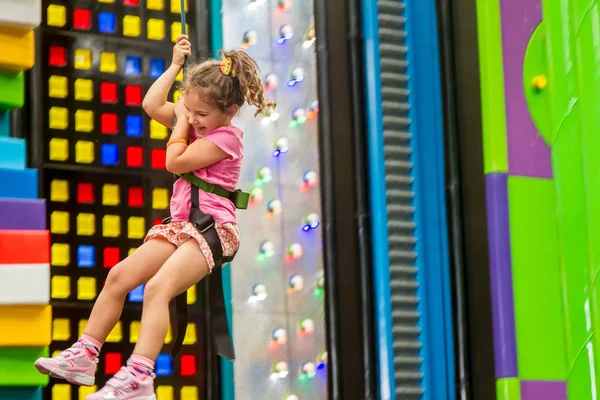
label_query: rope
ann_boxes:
[180,0,188,79]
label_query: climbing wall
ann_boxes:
[0,2,50,400]
[36,0,210,398]
[477,0,600,398]
[221,1,327,399]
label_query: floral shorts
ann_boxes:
[144,221,240,271]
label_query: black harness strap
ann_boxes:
[170,185,236,360]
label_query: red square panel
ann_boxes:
[151,149,166,169]
[123,0,140,5]
[49,46,67,67]
[126,146,143,167]
[101,113,118,134]
[180,355,196,376]
[103,247,121,268]
[105,353,122,374]
[77,183,94,204]
[100,82,118,103]
[153,218,163,226]
[128,187,144,207]
[125,85,142,106]
[73,9,91,30]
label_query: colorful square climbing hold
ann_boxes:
[100,82,118,103]
[106,321,122,342]
[128,285,144,302]
[76,213,96,236]
[73,9,91,30]
[183,323,196,344]
[80,386,97,400]
[51,243,70,266]
[102,184,120,206]
[150,119,167,139]
[126,115,143,136]
[49,138,69,161]
[150,58,165,78]
[123,15,141,37]
[99,0,115,3]
[170,0,187,14]
[101,143,119,165]
[128,217,145,239]
[78,320,88,337]
[100,52,117,73]
[75,109,94,132]
[50,179,69,202]
[75,140,95,164]
[187,285,196,304]
[75,78,93,101]
[125,85,142,105]
[124,0,140,6]
[47,4,66,27]
[129,321,140,342]
[49,75,68,98]
[49,45,67,67]
[78,277,97,300]
[151,149,166,169]
[74,49,92,70]
[52,384,70,399]
[156,386,174,400]
[105,353,121,374]
[53,318,71,341]
[51,211,70,234]
[103,247,120,268]
[78,245,95,267]
[180,355,196,376]
[99,12,116,34]
[101,113,118,134]
[125,56,141,75]
[152,188,169,209]
[170,22,188,42]
[49,106,68,130]
[147,19,165,40]
[181,387,198,400]
[156,354,172,376]
[126,146,143,167]
[103,215,121,237]
[77,182,94,204]
[147,0,163,10]
[128,186,144,207]
[51,275,70,299]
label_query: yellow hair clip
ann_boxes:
[220,57,236,77]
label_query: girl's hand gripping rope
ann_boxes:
[172,35,192,68]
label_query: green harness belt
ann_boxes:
[168,173,249,360]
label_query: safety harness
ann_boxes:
[166,172,249,360]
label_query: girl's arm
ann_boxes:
[165,96,229,174]
[142,34,191,128]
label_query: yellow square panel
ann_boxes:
[170,22,188,42]
[75,140,95,164]
[49,75,68,98]
[103,215,121,237]
[164,324,172,344]
[183,323,196,345]
[51,243,70,267]
[106,321,122,342]
[181,387,198,400]
[80,386,97,400]
[102,184,120,206]
[129,248,136,256]
[47,4,67,27]
[74,49,92,70]
[51,211,70,234]
[52,383,71,399]
[152,188,169,209]
[147,18,165,40]
[50,179,69,202]
[123,15,141,37]
[49,138,69,161]
[157,386,174,400]
[78,277,97,300]
[147,0,164,11]
[187,285,196,305]
[51,276,70,299]
[53,318,71,341]
[78,319,88,337]
[100,52,117,73]
[77,213,95,236]
[75,78,94,101]
[128,217,145,239]
[0,305,52,346]
[150,119,168,139]
[98,0,114,3]
[170,0,188,13]
[49,107,68,130]
[130,321,141,343]
[53,350,63,357]
[173,90,181,103]
[75,110,94,133]
[176,69,183,82]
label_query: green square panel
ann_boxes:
[0,347,49,386]
[0,71,24,110]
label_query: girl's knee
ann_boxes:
[143,277,170,302]
[105,263,133,295]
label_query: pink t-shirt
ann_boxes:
[169,125,244,224]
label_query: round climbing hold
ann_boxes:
[532,75,547,90]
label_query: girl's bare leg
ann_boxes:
[83,238,177,343]
[133,239,211,359]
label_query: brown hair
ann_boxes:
[183,49,275,116]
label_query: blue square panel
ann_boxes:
[98,12,116,34]
[149,59,165,78]
[101,144,119,166]
[156,354,172,376]
[78,245,95,268]
[126,115,143,137]
[128,284,144,302]
[125,56,142,76]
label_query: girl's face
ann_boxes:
[183,89,236,137]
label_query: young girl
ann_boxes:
[35,36,273,399]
